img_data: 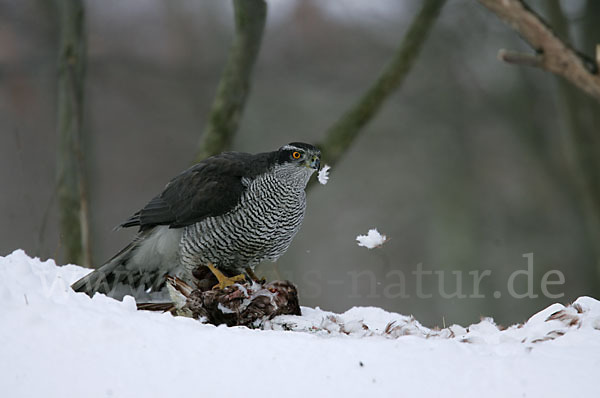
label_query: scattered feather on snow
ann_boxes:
[317,164,331,185]
[356,228,387,249]
[217,302,235,314]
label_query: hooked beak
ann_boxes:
[308,155,321,171]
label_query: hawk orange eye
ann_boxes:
[292,151,301,159]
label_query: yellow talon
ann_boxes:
[245,267,266,284]
[206,263,245,290]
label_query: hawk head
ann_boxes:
[277,142,321,171]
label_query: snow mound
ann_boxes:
[266,298,600,344]
[356,228,387,249]
[2,250,600,397]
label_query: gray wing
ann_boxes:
[121,152,265,230]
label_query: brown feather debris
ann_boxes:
[138,276,301,328]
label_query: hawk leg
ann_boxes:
[245,267,266,284]
[206,263,245,290]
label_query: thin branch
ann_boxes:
[316,0,447,171]
[497,49,542,68]
[477,0,600,102]
[194,0,267,163]
[56,0,92,267]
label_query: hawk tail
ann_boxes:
[70,227,180,300]
[70,241,137,298]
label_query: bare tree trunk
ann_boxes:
[317,0,446,170]
[194,0,267,162]
[547,1,600,288]
[56,0,92,267]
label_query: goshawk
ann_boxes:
[71,142,321,299]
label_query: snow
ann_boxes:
[356,228,387,249]
[2,250,600,397]
[317,164,331,185]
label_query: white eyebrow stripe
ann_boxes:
[281,145,301,151]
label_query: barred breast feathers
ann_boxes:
[179,162,315,274]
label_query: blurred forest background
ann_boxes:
[1,0,599,327]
